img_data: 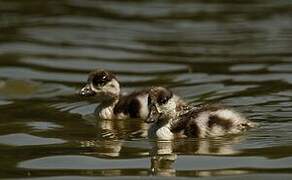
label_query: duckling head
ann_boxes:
[79,69,120,100]
[146,87,177,124]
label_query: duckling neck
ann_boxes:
[148,117,175,140]
[149,122,174,140]
[96,95,119,119]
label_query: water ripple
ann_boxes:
[1,0,292,179]
[0,133,66,146]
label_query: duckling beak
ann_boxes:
[145,105,160,123]
[79,84,96,97]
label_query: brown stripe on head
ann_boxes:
[88,69,117,87]
[148,87,173,106]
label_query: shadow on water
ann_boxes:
[1,0,292,179]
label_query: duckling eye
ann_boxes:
[92,73,108,86]
[157,96,168,105]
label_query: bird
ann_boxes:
[79,69,186,120]
[146,87,256,140]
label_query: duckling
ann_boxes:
[146,87,255,140]
[79,69,186,120]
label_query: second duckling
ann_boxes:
[146,87,256,140]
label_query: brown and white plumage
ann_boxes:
[79,69,186,120]
[146,87,256,140]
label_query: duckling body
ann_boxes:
[79,69,186,120]
[171,104,254,138]
[146,87,255,140]
[95,90,150,120]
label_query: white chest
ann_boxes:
[97,104,127,120]
[148,123,174,140]
[98,106,114,119]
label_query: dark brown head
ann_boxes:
[146,87,176,123]
[79,69,120,99]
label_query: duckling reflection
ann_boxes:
[80,139,122,157]
[81,114,149,157]
[149,136,245,177]
[79,69,186,120]
[80,114,122,157]
[150,140,176,176]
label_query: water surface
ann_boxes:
[1,0,292,179]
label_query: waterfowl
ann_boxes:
[79,69,186,120]
[146,87,255,140]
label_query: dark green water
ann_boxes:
[1,0,292,179]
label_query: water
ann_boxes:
[1,0,292,179]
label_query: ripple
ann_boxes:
[173,83,225,100]
[232,73,292,84]
[0,42,142,60]
[51,102,97,115]
[21,58,187,73]
[18,155,148,170]
[268,64,292,72]
[230,64,267,72]
[222,95,290,106]
[21,22,165,48]
[1,0,292,179]
[0,79,73,99]
[0,100,13,105]
[0,79,39,99]
[242,122,292,148]
[175,73,230,85]
[215,85,257,95]
[176,155,292,170]
[6,177,153,180]
[27,122,63,131]
[0,67,84,83]
[277,90,292,97]
[0,133,66,146]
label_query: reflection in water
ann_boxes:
[149,136,244,177]
[150,141,176,177]
[80,121,246,177]
[80,115,150,158]
[80,115,124,158]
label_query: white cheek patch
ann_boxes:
[103,79,120,95]
[157,98,177,119]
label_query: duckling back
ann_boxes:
[175,105,255,138]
